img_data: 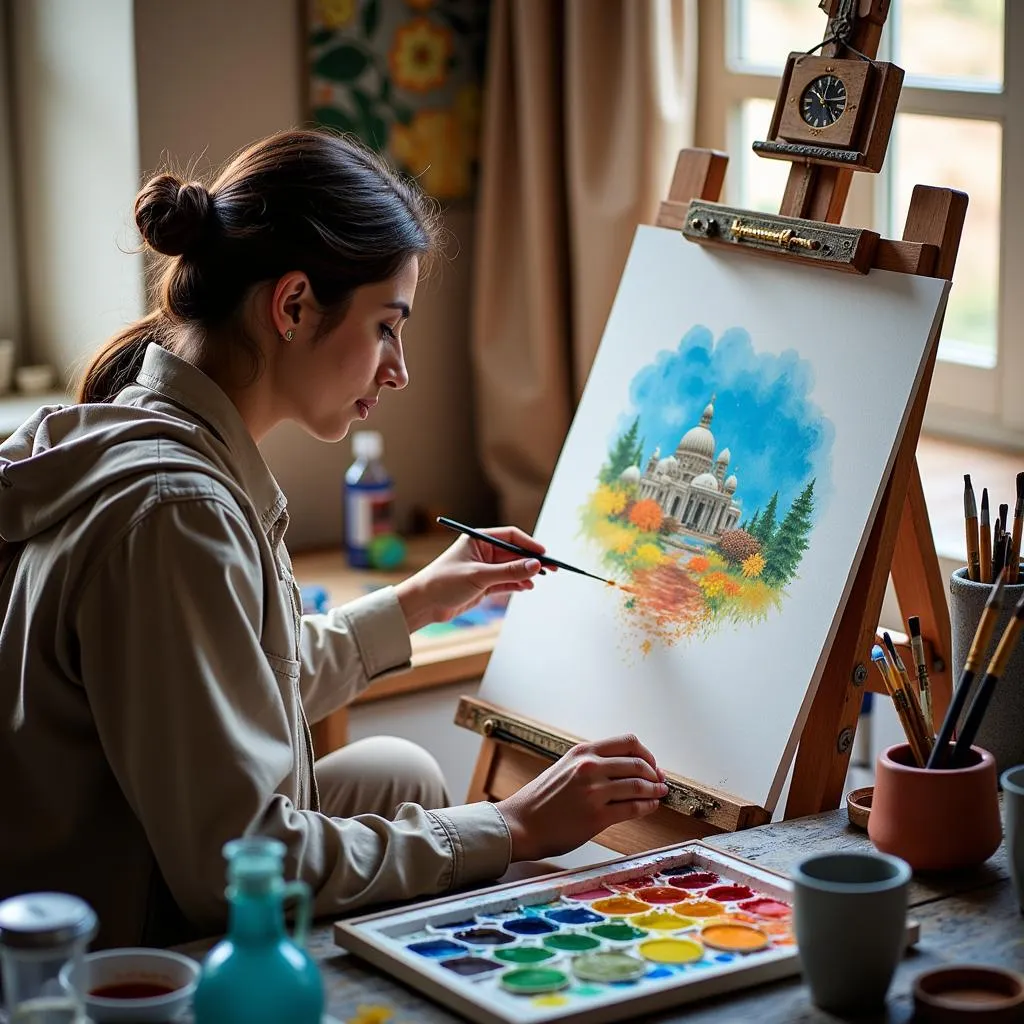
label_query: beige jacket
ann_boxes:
[0,344,510,948]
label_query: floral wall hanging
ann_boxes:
[307,0,490,201]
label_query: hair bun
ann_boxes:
[135,173,212,257]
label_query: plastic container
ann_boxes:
[344,430,394,568]
[192,837,323,1024]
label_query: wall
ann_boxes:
[10,0,144,375]
[0,2,22,347]
[132,0,490,550]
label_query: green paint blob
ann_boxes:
[494,946,556,965]
[543,933,602,952]
[572,985,604,997]
[499,967,570,995]
[571,951,647,983]
[590,922,648,942]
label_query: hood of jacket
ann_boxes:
[0,402,241,544]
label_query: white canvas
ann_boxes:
[478,224,949,810]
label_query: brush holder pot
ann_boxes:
[868,742,1001,872]
[950,567,1024,775]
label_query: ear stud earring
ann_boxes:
[284,329,295,342]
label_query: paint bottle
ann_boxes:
[344,430,394,568]
[192,837,323,1024]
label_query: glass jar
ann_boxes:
[0,892,97,1023]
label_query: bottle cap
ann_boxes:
[0,892,98,950]
[223,837,287,892]
[352,430,383,461]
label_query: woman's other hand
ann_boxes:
[495,734,668,861]
[395,526,547,632]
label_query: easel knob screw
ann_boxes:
[837,728,855,754]
[852,663,868,685]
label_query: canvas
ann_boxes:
[477,225,949,810]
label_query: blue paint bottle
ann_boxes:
[344,430,394,567]
[192,837,323,1024]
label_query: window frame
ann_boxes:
[696,0,1024,448]
[0,0,21,352]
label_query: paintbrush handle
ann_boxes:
[950,672,997,766]
[926,669,975,768]
[436,517,544,562]
[436,517,605,581]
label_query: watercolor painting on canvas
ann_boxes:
[580,327,833,652]
[477,225,948,809]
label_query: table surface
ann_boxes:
[179,806,1019,1023]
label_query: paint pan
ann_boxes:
[590,896,651,916]
[499,967,571,995]
[502,916,558,937]
[668,872,719,889]
[637,937,704,965]
[635,886,690,905]
[737,897,791,919]
[543,933,602,953]
[545,907,604,926]
[494,946,557,965]
[571,951,647,984]
[672,899,725,918]
[452,927,515,946]
[700,923,770,953]
[628,910,697,932]
[589,922,648,943]
[441,956,503,977]
[406,938,468,959]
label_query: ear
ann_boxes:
[269,272,314,339]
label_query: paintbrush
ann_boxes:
[436,516,615,585]
[907,615,934,738]
[965,474,981,582]
[871,645,929,767]
[951,588,1024,767]
[883,631,933,761]
[1010,472,1024,583]
[981,488,992,583]
[927,569,1007,768]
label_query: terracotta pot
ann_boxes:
[868,743,1001,872]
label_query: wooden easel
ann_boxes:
[456,0,966,853]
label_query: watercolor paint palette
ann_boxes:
[334,842,809,1024]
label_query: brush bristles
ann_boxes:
[986,569,1007,608]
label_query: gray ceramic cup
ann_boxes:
[792,851,911,1014]
[950,567,1024,775]
[1001,764,1024,912]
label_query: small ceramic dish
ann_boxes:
[60,947,198,1022]
[846,786,873,830]
[913,964,1024,1023]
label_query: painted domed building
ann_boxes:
[636,397,741,539]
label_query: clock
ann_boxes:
[754,52,903,172]
[800,73,847,128]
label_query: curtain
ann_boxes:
[470,0,697,528]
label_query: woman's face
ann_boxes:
[279,257,419,442]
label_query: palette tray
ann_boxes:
[334,842,806,1024]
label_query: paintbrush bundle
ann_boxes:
[964,472,1024,583]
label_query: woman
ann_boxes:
[0,129,666,948]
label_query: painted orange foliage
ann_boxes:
[687,555,710,573]
[629,499,663,533]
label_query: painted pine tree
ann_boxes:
[763,479,816,587]
[752,492,779,546]
[600,417,641,483]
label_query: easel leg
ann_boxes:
[891,458,952,725]
[466,736,500,803]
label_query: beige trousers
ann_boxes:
[314,735,450,818]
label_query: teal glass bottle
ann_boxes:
[193,837,324,1024]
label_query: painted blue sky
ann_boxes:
[613,325,835,521]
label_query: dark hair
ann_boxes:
[77,129,440,403]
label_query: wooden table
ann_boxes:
[294,536,500,754]
[179,806,1021,1022]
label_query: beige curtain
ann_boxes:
[471,0,697,529]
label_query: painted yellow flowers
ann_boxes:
[389,18,453,93]
[317,0,356,30]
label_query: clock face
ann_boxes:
[800,74,847,128]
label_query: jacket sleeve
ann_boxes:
[297,587,412,724]
[75,497,511,936]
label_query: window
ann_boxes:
[697,0,1022,446]
[0,0,21,351]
